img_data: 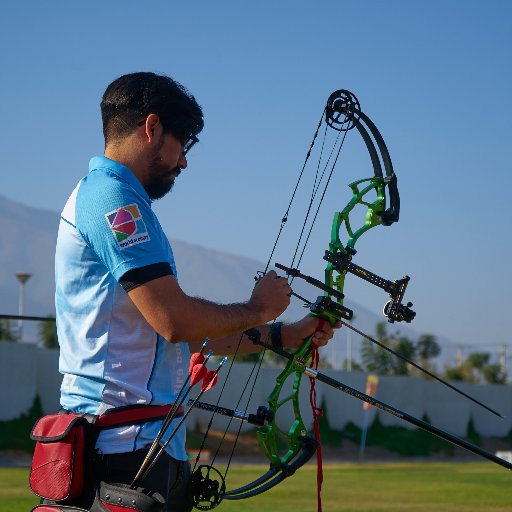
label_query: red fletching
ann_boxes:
[201,371,218,392]
[190,364,208,386]
[189,353,205,373]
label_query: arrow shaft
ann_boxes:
[305,366,512,471]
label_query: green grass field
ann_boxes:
[3,462,510,512]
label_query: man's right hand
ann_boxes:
[248,270,291,323]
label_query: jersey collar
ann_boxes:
[89,156,152,205]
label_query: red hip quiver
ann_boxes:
[30,414,90,501]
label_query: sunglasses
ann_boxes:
[181,134,198,156]
[136,119,199,155]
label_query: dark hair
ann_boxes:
[101,72,204,145]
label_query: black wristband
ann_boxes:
[270,322,283,350]
[244,328,261,345]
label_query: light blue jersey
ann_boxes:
[55,156,189,459]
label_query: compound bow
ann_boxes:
[224,89,416,502]
[187,90,510,510]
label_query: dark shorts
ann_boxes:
[93,449,192,512]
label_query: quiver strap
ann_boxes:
[31,506,89,512]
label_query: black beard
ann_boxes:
[145,170,176,200]
[145,148,181,200]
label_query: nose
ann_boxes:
[178,153,188,169]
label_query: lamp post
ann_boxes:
[15,272,31,341]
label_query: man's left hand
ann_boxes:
[282,315,342,351]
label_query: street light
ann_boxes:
[15,272,31,341]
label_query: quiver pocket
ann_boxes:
[30,414,89,501]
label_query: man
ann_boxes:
[55,72,338,511]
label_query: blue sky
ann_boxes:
[1,1,510,350]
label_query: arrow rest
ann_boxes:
[309,295,353,322]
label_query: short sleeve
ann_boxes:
[75,170,168,281]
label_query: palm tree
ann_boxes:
[0,318,16,341]
[38,316,58,349]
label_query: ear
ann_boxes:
[142,113,163,144]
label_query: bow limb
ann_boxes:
[223,437,318,500]
[326,100,397,248]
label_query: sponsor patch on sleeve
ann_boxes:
[105,204,151,249]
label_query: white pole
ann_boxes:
[15,273,31,341]
[500,344,507,381]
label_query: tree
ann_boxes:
[413,333,441,379]
[360,322,395,375]
[443,364,477,384]
[482,364,506,385]
[360,322,441,378]
[443,351,506,385]
[393,337,416,375]
[467,352,490,370]
[416,334,441,361]
[38,316,58,349]
[0,319,16,341]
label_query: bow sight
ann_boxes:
[323,248,416,323]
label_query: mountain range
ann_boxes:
[0,193,457,368]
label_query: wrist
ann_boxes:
[281,322,300,350]
[242,301,268,329]
[269,322,284,351]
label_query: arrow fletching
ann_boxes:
[201,371,218,392]
[189,353,206,372]
[190,364,208,386]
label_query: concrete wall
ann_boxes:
[1,343,511,438]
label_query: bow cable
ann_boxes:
[291,127,351,275]
[287,124,343,272]
[263,111,326,274]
